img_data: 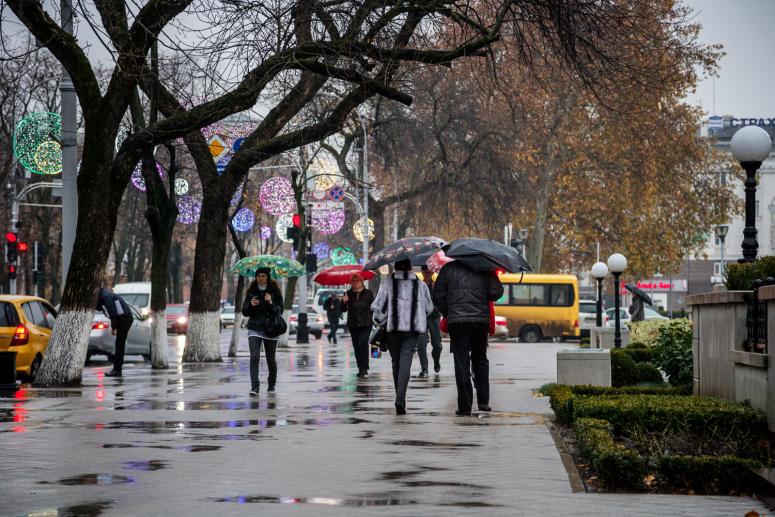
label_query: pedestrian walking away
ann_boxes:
[241,267,284,396]
[371,259,434,415]
[433,261,503,416]
[323,293,343,344]
[96,286,134,377]
[340,273,375,378]
[416,266,443,377]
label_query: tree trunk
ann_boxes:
[168,240,183,303]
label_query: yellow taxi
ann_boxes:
[0,295,57,381]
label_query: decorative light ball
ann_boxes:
[591,262,609,279]
[131,161,165,192]
[177,195,202,224]
[259,226,272,240]
[353,218,375,242]
[33,140,62,175]
[331,246,356,266]
[313,242,330,260]
[174,178,189,196]
[13,112,62,175]
[310,156,339,190]
[115,126,130,152]
[232,208,255,232]
[317,209,345,235]
[275,214,294,243]
[731,125,772,163]
[606,253,627,274]
[230,180,245,207]
[260,177,295,215]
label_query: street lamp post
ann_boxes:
[607,253,628,348]
[730,126,772,263]
[509,228,529,257]
[714,224,729,281]
[591,262,609,327]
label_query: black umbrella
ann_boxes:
[444,238,531,273]
[625,284,653,305]
[364,236,447,271]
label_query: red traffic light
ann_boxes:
[17,242,28,252]
[8,265,15,273]
[292,214,301,228]
[5,232,17,243]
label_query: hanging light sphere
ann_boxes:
[259,226,272,240]
[310,156,340,190]
[177,195,202,224]
[13,112,62,175]
[317,209,345,235]
[174,178,189,196]
[260,177,295,215]
[275,214,294,243]
[131,162,165,192]
[331,246,357,266]
[313,242,330,260]
[353,218,375,242]
[232,208,255,232]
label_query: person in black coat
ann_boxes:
[433,261,503,416]
[340,273,375,378]
[96,286,134,377]
[323,294,342,344]
[241,267,284,396]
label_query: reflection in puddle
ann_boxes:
[439,501,505,507]
[103,443,221,452]
[24,501,113,517]
[121,460,168,471]
[40,474,135,486]
[94,419,290,431]
[114,400,276,411]
[206,495,417,506]
[390,440,480,448]
[400,480,488,488]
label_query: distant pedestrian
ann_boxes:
[323,294,343,344]
[241,267,284,396]
[416,266,442,377]
[371,259,434,415]
[340,273,375,378]
[629,298,646,322]
[433,261,503,416]
[96,286,134,377]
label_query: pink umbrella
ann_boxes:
[426,250,454,272]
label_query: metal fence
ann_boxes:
[745,279,769,354]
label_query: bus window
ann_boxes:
[513,284,546,306]
[549,284,574,307]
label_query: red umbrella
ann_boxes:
[313,265,376,286]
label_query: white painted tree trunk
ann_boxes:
[228,313,243,357]
[277,308,292,347]
[34,309,94,386]
[183,311,222,362]
[150,310,169,369]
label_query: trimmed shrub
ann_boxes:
[624,346,653,364]
[567,385,690,396]
[657,455,760,494]
[626,342,647,349]
[574,418,645,489]
[652,320,693,387]
[538,383,557,396]
[611,348,639,387]
[636,363,664,384]
[549,385,575,425]
[725,255,775,290]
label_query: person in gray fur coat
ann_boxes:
[371,259,434,415]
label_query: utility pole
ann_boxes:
[60,0,78,290]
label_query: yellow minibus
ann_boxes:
[493,273,580,342]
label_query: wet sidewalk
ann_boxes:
[0,335,767,516]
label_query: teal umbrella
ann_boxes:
[229,255,304,279]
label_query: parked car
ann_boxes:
[220,305,235,329]
[579,299,607,338]
[288,304,324,339]
[312,288,347,336]
[0,295,57,381]
[604,306,668,327]
[113,282,152,318]
[88,304,152,363]
[165,304,189,334]
[493,315,509,338]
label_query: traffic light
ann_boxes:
[292,213,301,228]
[7,265,16,280]
[17,241,28,253]
[5,232,18,263]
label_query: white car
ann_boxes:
[288,304,325,339]
[579,299,607,337]
[493,315,509,338]
[87,304,152,363]
[113,282,152,318]
[604,306,668,327]
[220,305,235,329]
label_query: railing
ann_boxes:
[744,278,770,354]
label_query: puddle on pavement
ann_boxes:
[121,459,168,471]
[358,430,376,439]
[440,501,505,507]
[24,501,114,517]
[113,400,276,410]
[40,473,135,486]
[400,480,488,489]
[379,466,449,480]
[103,443,221,452]
[205,495,417,506]
[389,440,481,449]
[95,419,292,431]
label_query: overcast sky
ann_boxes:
[683,0,775,116]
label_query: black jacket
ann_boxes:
[340,288,375,328]
[424,280,441,319]
[241,283,284,334]
[96,288,133,329]
[433,262,503,324]
[323,296,342,320]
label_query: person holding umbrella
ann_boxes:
[371,258,435,415]
[340,273,375,378]
[626,284,653,323]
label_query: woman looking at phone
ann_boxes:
[242,267,284,396]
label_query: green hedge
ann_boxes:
[574,418,645,489]
[636,363,664,384]
[611,349,639,387]
[624,342,653,363]
[657,455,759,493]
[549,385,575,425]
[725,256,775,290]
[563,384,690,396]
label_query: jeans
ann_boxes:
[112,314,134,372]
[448,322,489,413]
[327,317,340,342]
[417,316,443,372]
[248,336,278,390]
[388,333,418,405]
[349,326,371,372]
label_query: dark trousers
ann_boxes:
[112,315,134,372]
[349,326,371,372]
[448,322,489,413]
[327,317,340,342]
[388,333,418,405]
[417,317,443,372]
[248,336,278,390]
